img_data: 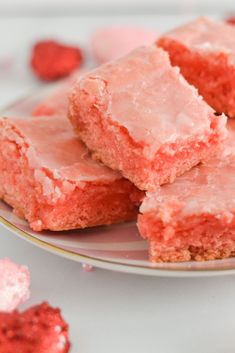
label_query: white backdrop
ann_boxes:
[0,0,234,15]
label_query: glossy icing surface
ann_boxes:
[1,115,120,183]
[78,46,217,155]
[141,121,235,218]
[163,17,235,65]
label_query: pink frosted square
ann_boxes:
[158,17,235,118]
[69,46,227,191]
[138,121,235,262]
[0,115,142,231]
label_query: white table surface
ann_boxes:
[1,14,235,353]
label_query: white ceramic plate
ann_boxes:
[1,87,235,277]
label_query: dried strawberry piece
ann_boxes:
[0,302,70,353]
[0,258,30,312]
[225,16,235,25]
[31,40,83,81]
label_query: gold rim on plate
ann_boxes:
[2,215,235,277]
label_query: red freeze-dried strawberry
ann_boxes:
[0,302,71,353]
[225,16,235,25]
[31,40,83,81]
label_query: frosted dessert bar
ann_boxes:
[158,17,235,117]
[69,46,227,191]
[0,115,142,231]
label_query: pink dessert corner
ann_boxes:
[158,17,235,118]
[137,120,235,263]
[0,115,142,231]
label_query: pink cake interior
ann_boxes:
[0,115,142,231]
[138,121,235,262]
[158,17,235,118]
[69,46,227,191]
